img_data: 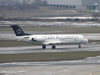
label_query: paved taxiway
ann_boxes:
[0,44,100,54]
[0,44,100,75]
[0,56,100,75]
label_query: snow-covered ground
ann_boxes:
[33,17,94,19]
[0,21,100,27]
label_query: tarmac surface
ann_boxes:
[0,56,100,75]
[0,44,99,54]
[0,44,100,75]
[0,44,100,54]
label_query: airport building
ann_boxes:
[47,0,100,11]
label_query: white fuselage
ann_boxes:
[16,34,88,45]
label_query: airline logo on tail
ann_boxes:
[10,25,30,36]
[17,28,22,34]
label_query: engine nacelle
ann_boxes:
[31,37,45,41]
[32,38,36,41]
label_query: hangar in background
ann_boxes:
[47,0,100,11]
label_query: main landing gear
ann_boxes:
[79,44,81,48]
[52,45,56,49]
[42,45,56,49]
[42,45,46,49]
[42,44,81,49]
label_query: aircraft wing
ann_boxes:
[43,41,61,45]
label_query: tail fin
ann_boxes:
[10,25,30,36]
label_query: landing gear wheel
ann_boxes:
[79,44,81,48]
[52,45,56,49]
[42,45,46,49]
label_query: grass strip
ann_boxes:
[0,51,100,63]
[0,40,34,47]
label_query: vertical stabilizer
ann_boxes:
[10,25,30,36]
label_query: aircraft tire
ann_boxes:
[52,45,56,49]
[42,45,46,49]
[79,44,81,48]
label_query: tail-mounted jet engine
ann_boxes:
[31,37,45,41]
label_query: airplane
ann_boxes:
[10,25,88,49]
